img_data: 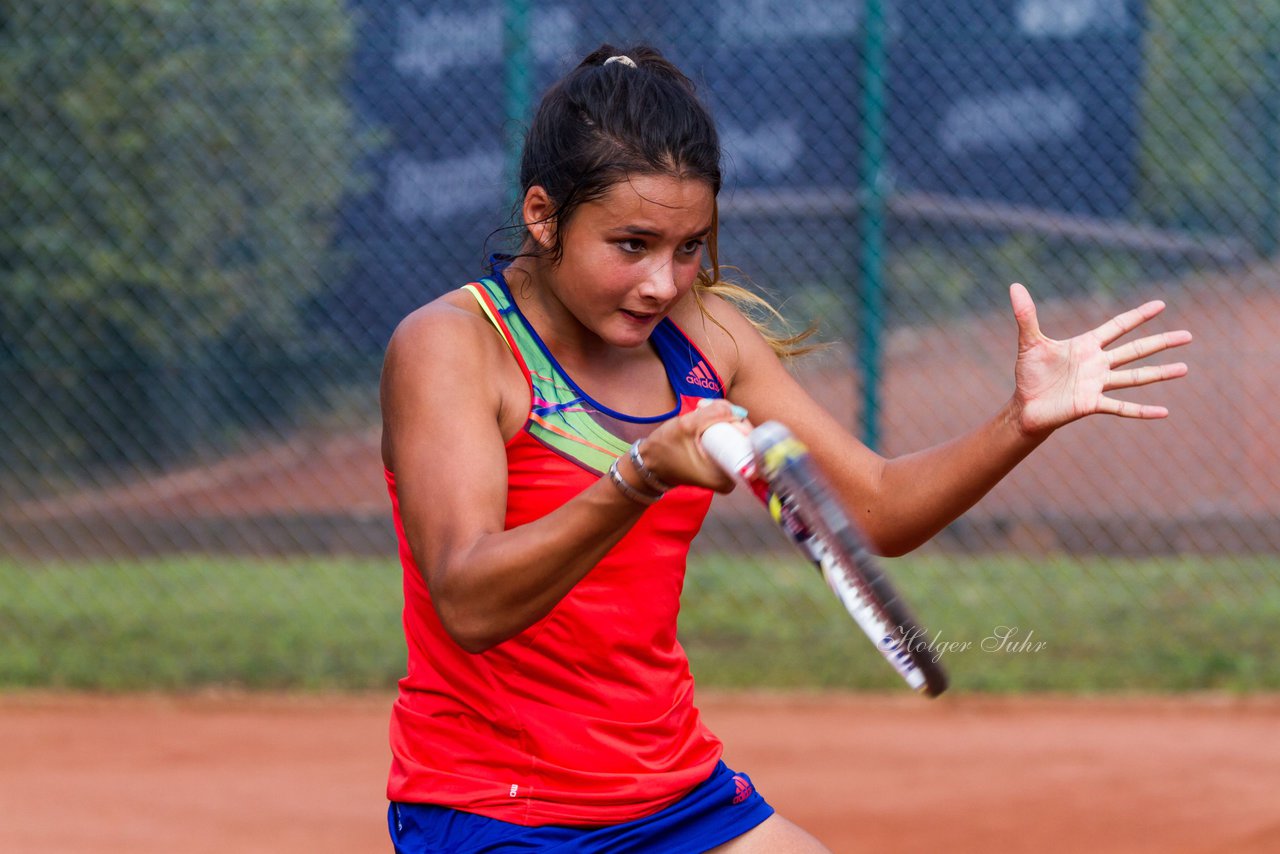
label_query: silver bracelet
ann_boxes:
[608,457,662,505]
[629,439,673,493]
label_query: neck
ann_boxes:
[502,254,608,365]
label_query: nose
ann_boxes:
[639,257,679,303]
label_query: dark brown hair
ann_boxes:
[504,43,814,357]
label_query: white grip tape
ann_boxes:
[700,421,755,481]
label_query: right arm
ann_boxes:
[380,299,738,653]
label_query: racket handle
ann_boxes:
[700,421,756,482]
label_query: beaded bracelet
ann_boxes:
[629,439,673,493]
[608,457,662,505]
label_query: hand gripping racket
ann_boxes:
[701,420,949,698]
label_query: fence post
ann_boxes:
[503,0,533,209]
[1264,29,1279,258]
[857,0,888,451]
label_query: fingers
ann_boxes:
[1097,308,1191,411]
[1093,299,1169,348]
[1016,286,1191,360]
[1008,283,1042,351]
[1097,360,1187,418]
[684,400,751,493]
[1107,328,1194,369]
[640,399,751,493]
[1104,361,1189,392]
[1096,396,1170,419]
[692,398,751,434]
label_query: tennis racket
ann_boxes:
[701,420,948,698]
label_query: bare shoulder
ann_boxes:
[385,289,498,362]
[380,287,525,468]
[382,288,523,404]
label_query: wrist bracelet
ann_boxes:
[608,458,662,505]
[629,439,673,493]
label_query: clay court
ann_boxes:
[3,691,1278,853]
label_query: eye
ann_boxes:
[681,238,705,255]
[616,238,646,254]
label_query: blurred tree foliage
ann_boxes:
[0,1,362,483]
[1138,0,1280,252]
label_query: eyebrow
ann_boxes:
[611,223,713,239]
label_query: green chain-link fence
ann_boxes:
[2,0,1276,693]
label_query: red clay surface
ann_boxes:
[2,692,1278,853]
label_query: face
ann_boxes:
[523,173,715,351]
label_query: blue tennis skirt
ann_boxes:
[388,761,774,853]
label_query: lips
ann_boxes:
[620,309,657,323]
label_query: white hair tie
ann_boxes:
[604,55,637,68]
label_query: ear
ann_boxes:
[522,186,556,250]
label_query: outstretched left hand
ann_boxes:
[1009,282,1192,437]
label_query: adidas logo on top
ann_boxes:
[685,360,720,391]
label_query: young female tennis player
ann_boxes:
[379,44,1191,852]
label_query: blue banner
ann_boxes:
[331,0,1145,345]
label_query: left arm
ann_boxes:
[684,283,1191,557]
